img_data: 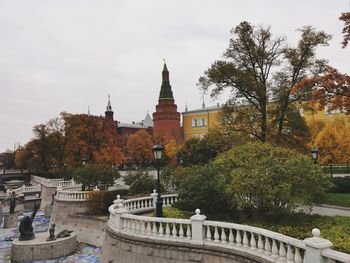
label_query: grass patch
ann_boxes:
[164,207,350,253]
[323,193,350,208]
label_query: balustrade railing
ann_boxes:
[121,214,192,241]
[56,190,92,201]
[8,184,42,195]
[107,192,350,263]
[203,220,304,262]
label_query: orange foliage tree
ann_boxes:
[64,113,124,167]
[127,129,153,167]
[312,118,350,165]
[292,68,350,114]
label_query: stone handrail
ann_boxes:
[8,185,42,195]
[113,191,178,215]
[203,220,304,262]
[321,248,350,262]
[56,190,92,201]
[120,213,192,240]
[31,175,77,188]
[61,185,82,191]
[107,192,350,263]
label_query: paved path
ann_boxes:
[299,204,350,217]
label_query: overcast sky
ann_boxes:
[0,0,349,152]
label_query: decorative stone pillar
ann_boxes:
[303,228,333,263]
[151,190,157,208]
[109,203,128,232]
[190,209,206,245]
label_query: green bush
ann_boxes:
[87,189,129,215]
[214,142,332,218]
[124,170,165,195]
[174,164,230,215]
[330,177,350,193]
[72,164,119,190]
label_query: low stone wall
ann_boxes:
[51,199,90,226]
[11,232,77,262]
[101,225,268,263]
[58,214,107,247]
[51,197,106,246]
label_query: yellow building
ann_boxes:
[182,104,220,141]
[302,104,350,123]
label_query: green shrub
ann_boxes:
[214,142,332,218]
[174,164,230,215]
[72,164,119,190]
[87,189,129,215]
[330,177,350,193]
[124,170,165,195]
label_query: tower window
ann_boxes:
[192,118,198,127]
[201,118,206,127]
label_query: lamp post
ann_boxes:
[152,144,164,217]
[311,148,319,164]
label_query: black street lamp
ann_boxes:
[311,148,319,164]
[152,144,164,217]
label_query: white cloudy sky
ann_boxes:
[0,0,349,152]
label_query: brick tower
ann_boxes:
[105,94,114,121]
[153,63,182,142]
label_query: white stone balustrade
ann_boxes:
[56,190,92,201]
[8,185,42,195]
[203,220,305,262]
[107,192,350,263]
[121,213,192,241]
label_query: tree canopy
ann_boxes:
[199,21,330,148]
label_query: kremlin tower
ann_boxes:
[153,63,182,142]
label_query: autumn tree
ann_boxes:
[312,118,350,164]
[127,129,153,167]
[64,113,124,167]
[340,11,350,48]
[292,68,350,114]
[199,21,330,147]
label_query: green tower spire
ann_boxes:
[158,62,174,100]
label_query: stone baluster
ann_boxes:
[250,233,256,249]
[228,229,234,244]
[221,228,227,243]
[172,223,177,238]
[257,235,264,252]
[214,227,219,242]
[279,241,286,260]
[236,230,242,246]
[272,239,279,258]
[243,231,249,248]
[264,237,271,254]
[159,222,164,236]
[206,226,212,241]
[179,224,184,238]
[165,223,171,237]
[186,225,191,240]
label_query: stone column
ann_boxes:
[109,202,128,233]
[190,209,206,245]
[303,228,333,263]
[151,190,157,209]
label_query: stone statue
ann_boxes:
[46,223,56,241]
[19,203,39,241]
[9,191,16,214]
[50,190,57,205]
[56,229,73,238]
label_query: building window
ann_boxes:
[192,118,198,127]
[201,118,206,127]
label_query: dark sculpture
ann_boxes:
[50,190,57,205]
[9,191,16,214]
[56,229,73,238]
[46,223,56,241]
[19,203,39,241]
